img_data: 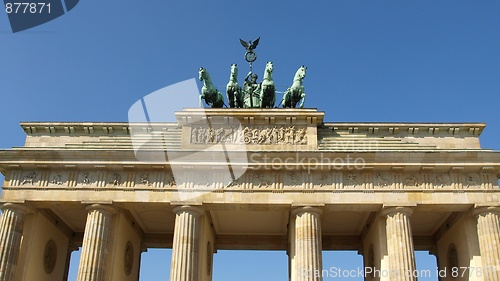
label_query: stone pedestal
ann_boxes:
[473,207,500,281]
[0,203,30,281]
[382,207,416,281]
[289,206,323,281]
[76,204,116,281]
[170,205,204,281]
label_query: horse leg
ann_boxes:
[199,93,204,107]
[214,93,221,108]
[227,90,235,108]
[217,92,225,108]
[236,89,243,108]
[281,90,288,108]
[259,87,264,108]
[299,93,306,108]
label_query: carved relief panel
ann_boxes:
[189,125,308,145]
[3,168,498,192]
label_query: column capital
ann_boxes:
[291,206,323,217]
[472,206,500,217]
[172,205,204,217]
[84,204,117,215]
[0,202,32,215]
[381,206,414,217]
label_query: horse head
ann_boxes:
[230,64,238,79]
[296,65,307,80]
[265,61,274,74]
[199,67,206,81]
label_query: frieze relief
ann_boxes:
[313,172,333,188]
[48,171,68,186]
[193,173,214,188]
[165,173,177,188]
[138,172,152,186]
[224,172,279,190]
[50,174,64,185]
[433,173,449,188]
[253,173,275,189]
[405,174,421,188]
[21,171,38,186]
[108,173,122,187]
[134,171,176,188]
[77,172,97,186]
[464,173,481,188]
[190,125,308,145]
[4,169,497,191]
[282,172,302,189]
[374,173,391,188]
[345,173,360,188]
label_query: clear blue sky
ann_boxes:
[1,1,500,280]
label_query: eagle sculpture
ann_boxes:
[240,37,260,52]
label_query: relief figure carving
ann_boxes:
[375,173,390,187]
[346,173,359,187]
[140,173,151,186]
[110,173,121,186]
[21,171,37,185]
[405,174,420,186]
[191,125,308,145]
[51,174,63,185]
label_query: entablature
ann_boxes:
[15,109,488,151]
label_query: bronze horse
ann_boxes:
[259,61,276,108]
[199,67,224,108]
[282,65,306,108]
[226,64,243,108]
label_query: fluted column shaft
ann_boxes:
[383,207,416,281]
[76,204,116,281]
[170,205,203,281]
[474,207,500,281]
[291,206,323,281]
[0,203,30,281]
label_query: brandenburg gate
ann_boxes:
[0,108,499,281]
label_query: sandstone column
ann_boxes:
[290,206,323,281]
[382,207,416,281]
[0,203,30,281]
[473,206,500,281]
[170,205,204,281]
[76,204,116,281]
